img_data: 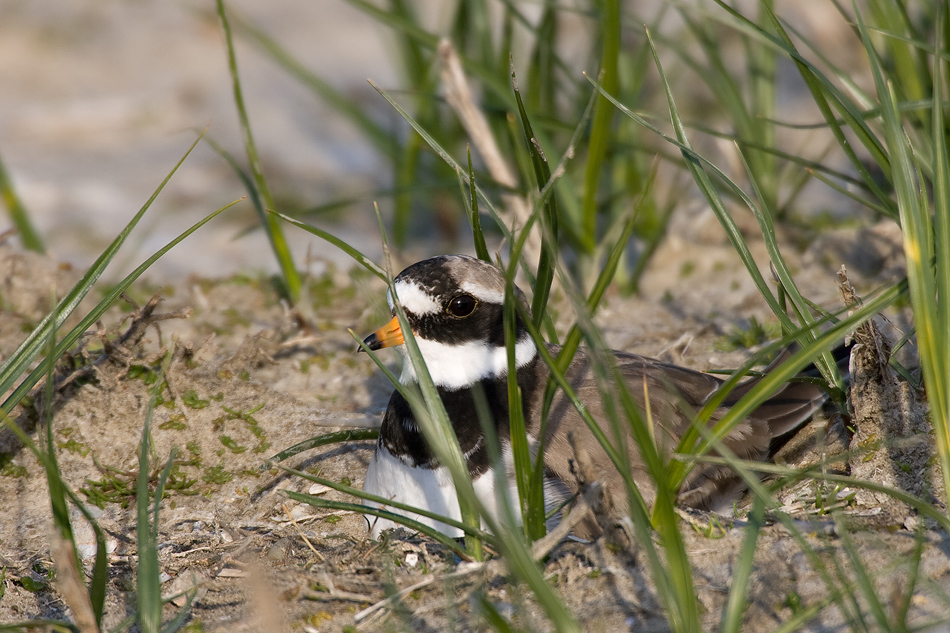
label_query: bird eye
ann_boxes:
[445,294,478,318]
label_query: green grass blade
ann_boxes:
[490,530,580,633]
[291,181,454,219]
[36,310,106,628]
[41,303,76,561]
[720,498,764,633]
[559,169,655,367]
[136,350,176,633]
[749,0,778,210]
[366,0,435,248]
[533,164,658,502]
[860,0,950,506]
[594,318,699,633]
[502,261,539,538]
[478,595,517,633]
[1,199,238,418]
[388,0,427,84]
[216,0,301,303]
[584,71,782,311]
[678,7,778,213]
[136,397,161,633]
[0,131,207,406]
[343,0,521,106]
[837,515,890,630]
[202,135,263,222]
[366,80,512,243]
[267,209,386,280]
[733,145,842,387]
[286,493,473,558]
[804,166,893,216]
[635,30,783,320]
[278,460,493,546]
[579,0,620,252]
[507,66,560,535]
[64,486,108,626]
[683,451,863,628]
[865,0,928,120]
[0,150,44,253]
[523,1,557,113]
[510,62,557,328]
[159,587,197,633]
[152,448,177,547]
[340,0,439,48]
[370,74,564,292]
[38,302,101,630]
[895,528,927,627]
[661,113,879,201]
[266,429,378,466]
[722,432,950,629]
[391,124,424,247]
[368,207,483,557]
[928,3,950,506]
[516,311,651,551]
[449,1,493,74]
[930,6,950,329]
[465,147,491,261]
[470,377,525,543]
[688,420,950,535]
[390,279,484,557]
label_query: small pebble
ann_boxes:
[308,483,331,496]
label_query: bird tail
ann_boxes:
[678,343,851,512]
[728,343,851,449]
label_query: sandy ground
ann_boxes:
[1,206,949,631]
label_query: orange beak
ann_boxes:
[359,315,405,352]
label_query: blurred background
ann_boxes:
[0,0,407,278]
[0,0,883,284]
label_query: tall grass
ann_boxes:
[214,0,301,304]
[860,0,950,506]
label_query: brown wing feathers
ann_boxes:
[536,345,841,514]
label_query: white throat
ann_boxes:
[398,335,537,390]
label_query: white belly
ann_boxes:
[363,444,526,539]
[362,444,567,539]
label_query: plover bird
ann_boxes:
[360,255,836,538]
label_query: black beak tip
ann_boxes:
[358,333,381,353]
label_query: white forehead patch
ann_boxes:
[390,279,441,316]
[458,279,505,305]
